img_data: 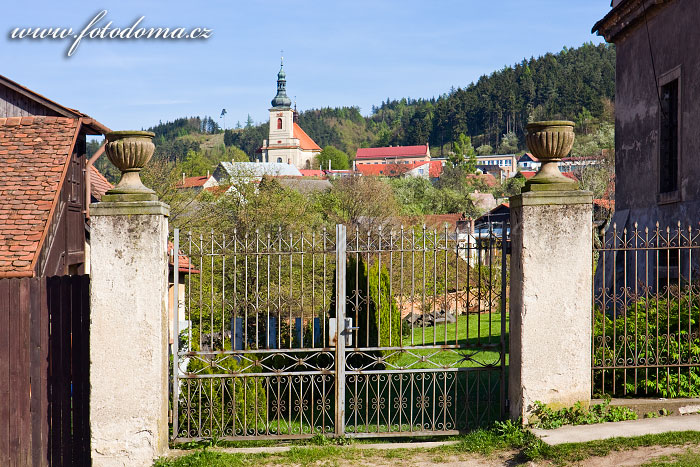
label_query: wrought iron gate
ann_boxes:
[170,222,508,442]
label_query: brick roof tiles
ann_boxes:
[293,123,321,151]
[0,116,79,275]
[90,165,113,200]
[177,175,211,188]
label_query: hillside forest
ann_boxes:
[91,41,616,233]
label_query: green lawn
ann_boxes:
[390,313,508,369]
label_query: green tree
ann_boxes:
[180,150,210,177]
[476,144,493,156]
[449,133,477,173]
[497,131,519,154]
[315,145,350,170]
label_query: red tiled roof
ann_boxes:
[466,173,498,187]
[563,172,579,182]
[293,123,321,151]
[594,199,615,210]
[167,241,200,274]
[356,144,429,160]
[423,213,465,231]
[90,165,112,201]
[178,175,211,188]
[0,116,80,275]
[299,169,325,178]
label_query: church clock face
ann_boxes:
[276,112,283,117]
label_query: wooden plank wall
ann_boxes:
[0,275,90,467]
[0,84,62,118]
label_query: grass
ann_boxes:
[528,431,700,465]
[158,425,700,467]
[643,449,700,466]
[392,313,508,369]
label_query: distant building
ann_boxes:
[258,59,321,168]
[475,154,518,177]
[354,159,443,179]
[213,161,302,184]
[517,153,540,171]
[177,174,218,192]
[355,144,430,165]
[476,164,505,181]
[559,155,601,173]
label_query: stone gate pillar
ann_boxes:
[89,131,170,466]
[508,121,593,423]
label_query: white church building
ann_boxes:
[257,59,321,169]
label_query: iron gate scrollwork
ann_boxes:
[170,222,508,442]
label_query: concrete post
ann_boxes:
[89,197,169,465]
[508,190,593,423]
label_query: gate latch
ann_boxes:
[329,317,354,346]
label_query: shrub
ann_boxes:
[593,292,700,397]
[530,399,637,429]
[176,356,267,437]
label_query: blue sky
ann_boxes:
[2,1,612,131]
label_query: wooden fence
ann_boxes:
[0,275,90,467]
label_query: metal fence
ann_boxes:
[592,222,700,398]
[170,222,508,442]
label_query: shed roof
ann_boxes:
[0,116,79,275]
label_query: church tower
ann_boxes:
[259,57,321,168]
[268,58,294,143]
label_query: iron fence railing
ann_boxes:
[592,222,700,398]
[170,222,509,442]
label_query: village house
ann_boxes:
[0,74,110,278]
[517,153,540,171]
[475,154,518,177]
[593,0,698,231]
[177,173,218,192]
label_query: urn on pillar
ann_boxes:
[103,130,157,202]
[523,121,579,192]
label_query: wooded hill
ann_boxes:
[226,42,615,159]
[93,41,613,169]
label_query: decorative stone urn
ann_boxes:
[523,120,579,191]
[103,130,157,200]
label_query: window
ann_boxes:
[277,118,283,130]
[277,157,283,163]
[659,69,680,197]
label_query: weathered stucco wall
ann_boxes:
[509,191,593,423]
[615,0,700,228]
[89,202,169,466]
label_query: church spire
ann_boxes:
[271,54,292,108]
